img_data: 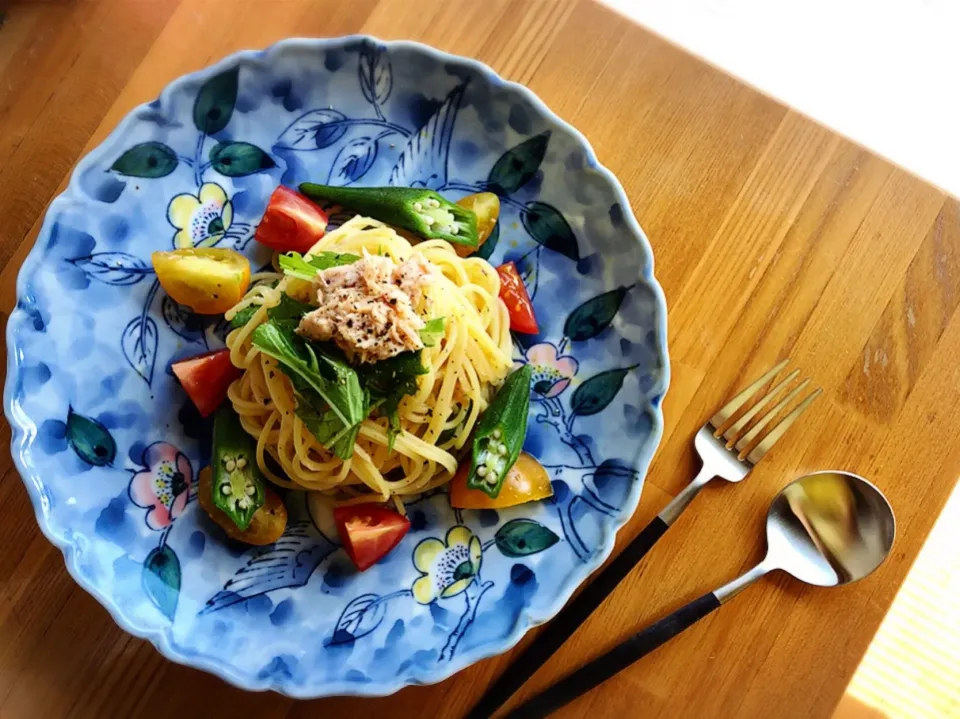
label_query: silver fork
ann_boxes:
[659,359,822,526]
[467,360,822,719]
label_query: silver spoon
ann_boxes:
[505,471,896,718]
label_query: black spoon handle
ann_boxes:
[504,592,722,719]
[465,515,671,719]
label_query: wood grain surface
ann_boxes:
[1,1,957,717]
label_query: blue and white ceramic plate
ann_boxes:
[5,37,669,697]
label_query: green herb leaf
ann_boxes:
[381,394,403,454]
[230,305,258,329]
[356,350,428,454]
[419,317,445,347]
[358,350,428,398]
[296,402,359,459]
[251,320,365,427]
[278,251,361,280]
[267,293,314,322]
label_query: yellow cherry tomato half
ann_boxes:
[152,248,250,315]
[454,192,500,257]
[449,451,553,509]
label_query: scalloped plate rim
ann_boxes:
[3,35,671,698]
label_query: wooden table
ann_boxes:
[1,1,957,717]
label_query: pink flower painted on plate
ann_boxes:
[519,342,579,400]
[129,442,193,530]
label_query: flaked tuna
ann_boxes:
[297,252,435,363]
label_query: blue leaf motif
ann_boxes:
[521,201,579,262]
[161,295,205,343]
[143,545,181,620]
[274,109,348,150]
[201,521,337,614]
[389,84,465,189]
[328,593,386,645]
[66,407,117,467]
[570,366,635,417]
[67,252,153,286]
[193,68,238,134]
[122,315,158,386]
[563,286,632,342]
[327,136,379,186]
[494,519,560,557]
[358,46,393,107]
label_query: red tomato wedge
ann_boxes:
[255,185,328,254]
[172,349,243,418]
[496,261,539,334]
[334,504,411,572]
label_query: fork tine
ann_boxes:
[720,368,800,443]
[734,378,811,454]
[709,359,790,429]
[745,387,823,464]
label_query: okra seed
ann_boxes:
[413,202,423,212]
[239,497,251,509]
[221,484,232,496]
[245,485,255,496]
[493,429,502,439]
[423,215,435,226]
[427,198,440,209]
[450,225,459,235]
[224,458,236,472]
[236,457,247,470]
[477,466,488,477]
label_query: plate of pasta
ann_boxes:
[4,37,669,696]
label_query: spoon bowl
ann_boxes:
[506,471,897,718]
[766,471,896,587]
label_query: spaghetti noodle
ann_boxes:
[224,216,514,507]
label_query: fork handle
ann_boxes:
[467,469,715,719]
[466,516,670,719]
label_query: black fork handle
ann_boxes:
[466,515,670,719]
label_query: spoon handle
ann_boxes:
[504,593,722,719]
[466,470,715,719]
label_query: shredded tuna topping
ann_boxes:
[297,252,435,363]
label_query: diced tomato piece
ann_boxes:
[255,185,329,254]
[450,452,553,509]
[171,349,243,418]
[496,261,539,334]
[334,504,412,572]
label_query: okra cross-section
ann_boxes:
[467,364,533,498]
